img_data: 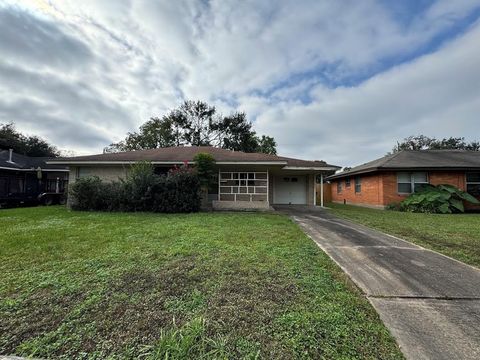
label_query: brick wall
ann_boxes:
[330,170,479,209]
[429,172,466,190]
[330,173,384,208]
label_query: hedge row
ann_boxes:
[69,162,201,213]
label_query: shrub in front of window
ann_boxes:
[69,162,200,213]
[396,184,480,214]
[151,166,201,213]
[69,176,113,211]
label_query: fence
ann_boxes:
[316,183,331,205]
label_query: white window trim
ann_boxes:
[218,171,268,202]
[466,172,480,196]
[354,176,361,193]
[397,172,429,194]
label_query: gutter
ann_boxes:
[47,160,289,166]
[0,166,69,172]
[282,166,340,171]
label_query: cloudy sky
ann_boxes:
[1,0,480,166]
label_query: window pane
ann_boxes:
[466,172,480,183]
[355,184,361,193]
[397,172,410,183]
[414,183,428,192]
[398,183,412,193]
[467,184,480,197]
[413,172,428,183]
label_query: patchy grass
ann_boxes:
[327,203,480,268]
[0,206,403,359]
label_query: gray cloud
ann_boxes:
[0,0,479,164]
[0,6,92,69]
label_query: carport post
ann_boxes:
[320,173,324,207]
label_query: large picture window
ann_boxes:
[466,172,480,197]
[397,172,428,193]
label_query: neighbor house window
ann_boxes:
[397,172,428,193]
[466,172,480,197]
[337,181,342,193]
[354,177,361,193]
[345,177,351,187]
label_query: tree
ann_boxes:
[107,100,277,154]
[392,135,480,153]
[0,123,59,157]
[193,152,216,208]
[255,135,277,155]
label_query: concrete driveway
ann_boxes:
[275,205,480,360]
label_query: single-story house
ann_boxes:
[49,146,340,210]
[327,150,480,209]
[0,149,69,206]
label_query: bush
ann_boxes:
[152,167,201,213]
[397,184,480,214]
[69,162,201,213]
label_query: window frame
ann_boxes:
[466,172,480,198]
[396,172,429,194]
[354,176,361,193]
[337,181,343,194]
[345,177,351,187]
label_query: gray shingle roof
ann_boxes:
[328,150,480,180]
[49,146,340,169]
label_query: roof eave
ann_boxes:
[47,160,288,166]
[327,165,480,180]
[282,166,340,171]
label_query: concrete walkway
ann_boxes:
[275,205,480,360]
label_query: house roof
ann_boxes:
[0,150,68,171]
[328,150,480,180]
[48,146,340,170]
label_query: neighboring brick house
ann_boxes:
[49,146,339,210]
[327,150,480,209]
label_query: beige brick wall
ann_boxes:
[68,166,129,184]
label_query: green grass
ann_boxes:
[0,206,402,359]
[327,203,480,268]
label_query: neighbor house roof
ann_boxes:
[328,150,480,180]
[0,150,68,171]
[48,146,340,170]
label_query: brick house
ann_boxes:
[327,150,480,209]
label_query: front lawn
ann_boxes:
[0,207,402,359]
[327,203,480,268]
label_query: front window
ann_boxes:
[397,172,428,193]
[345,177,351,187]
[354,176,361,193]
[466,172,480,197]
[337,181,342,193]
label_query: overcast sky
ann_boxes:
[1,0,480,166]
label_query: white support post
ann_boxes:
[267,169,269,204]
[320,173,324,207]
[218,169,221,201]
